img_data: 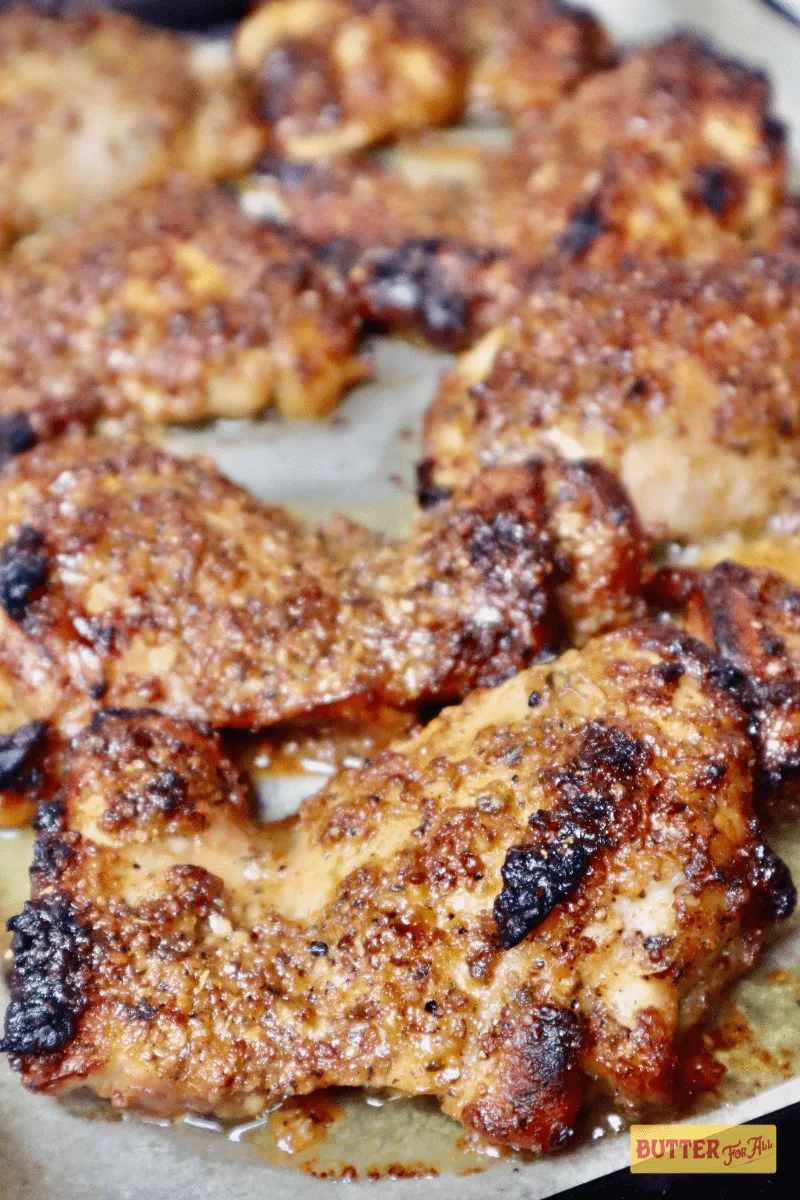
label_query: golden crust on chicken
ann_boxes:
[422,255,800,541]
[0,436,646,733]
[248,33,788,348]
[3,627,794,1146]
[0,5,267,247]
[0,177,366,427]
[510,31,786,261]
[236,0,609,159]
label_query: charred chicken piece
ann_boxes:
[3,626,793,1148]
[236,0,609,159]
[650,537,800,811]
[0,436,646,733]
[248,33,787,346]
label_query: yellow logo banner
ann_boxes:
[630,1124,776,1173]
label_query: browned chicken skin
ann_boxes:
[3,625,794,1149]
[0,177,367,431]
[250,34,787,346]
[0,437,646,734]
[236,0,609,159]
[0,5,266,247]
[421,254,800,542]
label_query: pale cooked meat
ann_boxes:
[248,33,787,346]
[235,0,608,159]
[0,5,266,247]
[3,627,794,1147]
[0,177,366,428]
[422,255,800,541]
[0,437,646,734]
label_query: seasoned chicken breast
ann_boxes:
[422,255,800,541]
[0,5,266,247]
[0,177,366,429]
[236,0,608,159]
[0,437,646,734]
[3,626,793,1148]
[249,34,787,345]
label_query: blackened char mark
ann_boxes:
[0,525,48,623]
[557,198,605,260]
[254,152,313,191]
[494,839,590,949]
[359,239,503,350]
[0,892,91,1056]
[690,163,741,217]
[33,796,65,835]
[416,458,451,509]
[0,412,37,470]
[361,239,467,346]
[31,834,75,886]
[750,842,796,919]
[494,721,650,948]
[0,721,47,792]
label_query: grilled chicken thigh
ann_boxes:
[0,5,265,247]
[422,255,800,540]
[236,0,608,159]
[251,34,787,346]
[0,177,366,430]
[650,516,800,810]
[3,625,794,1149]
[0,437,646,734]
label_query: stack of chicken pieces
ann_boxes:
[2,0,800,1158]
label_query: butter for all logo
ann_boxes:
[630,1125,776,1174]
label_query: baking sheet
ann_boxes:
[3,2,800,1197]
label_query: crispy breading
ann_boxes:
[236,0,608,159]
[0,437,646,733]
[248,34,787,346]
[3,627,794,1145]
[0,177,367,428]
[422,255,800,541]
[0,5,266,247]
